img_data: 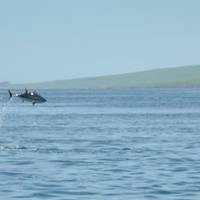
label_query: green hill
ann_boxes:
[12,65,200,89]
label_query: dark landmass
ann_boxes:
[0,81,10,88]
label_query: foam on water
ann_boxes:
[0,98,12,128]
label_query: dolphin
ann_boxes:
[8,89,47,105]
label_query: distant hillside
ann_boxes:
[0,81,10,88]
[12,65,200,89]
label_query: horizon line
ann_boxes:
[6,64,200,85]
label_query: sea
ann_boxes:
[0,88,200,200]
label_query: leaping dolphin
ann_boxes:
[8,89,47,105]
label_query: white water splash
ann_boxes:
[0,98,12,128]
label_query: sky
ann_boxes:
[0,0,200,83]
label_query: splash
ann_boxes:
[0,98,12,128]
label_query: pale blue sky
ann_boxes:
[0,0,200,83]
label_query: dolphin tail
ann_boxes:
[8,90,12,99]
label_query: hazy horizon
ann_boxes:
[6,65,192,84]
[1,0,200,83]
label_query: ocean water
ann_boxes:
[0,88,200,200]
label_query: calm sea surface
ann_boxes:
[0,89,200,200]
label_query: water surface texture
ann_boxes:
[0,89,200,200]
